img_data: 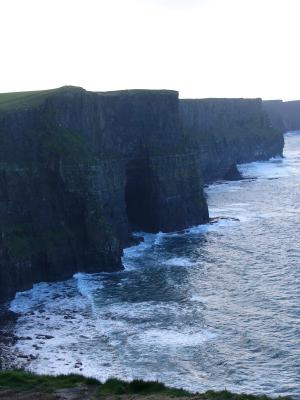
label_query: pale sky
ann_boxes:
[1,0,300,100]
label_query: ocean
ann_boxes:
[8,132,300,398]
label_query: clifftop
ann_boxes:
[0,86,178,112]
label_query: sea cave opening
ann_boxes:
[125,158,159,232]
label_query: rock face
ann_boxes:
[180,98,284,182]
[263,100,300,132]
[0,87,209,302]
[0,89,284,303]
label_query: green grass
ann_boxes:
[0,86,175,112]
[0,371,293,399]
[0,89,57,111]
[95,378,190,397]
[0,370,99,392]
[0,86,82,112]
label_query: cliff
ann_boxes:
[0,89,285,303]
[263,99,300,132]
[180,98,284,182]
[0,86,208,302]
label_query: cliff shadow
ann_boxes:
[125,158,159,232]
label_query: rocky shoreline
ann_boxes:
[0,306,19,370]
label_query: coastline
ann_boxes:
[1,134,299,398]
[0,304,18,370]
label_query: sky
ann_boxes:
[1,0,300,100]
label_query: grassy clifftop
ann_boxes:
[0,371,292,400]
[0,87,178,112]
[0,88,58,111]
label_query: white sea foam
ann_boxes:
[164,257,196,267]
[74,272,104,300]
[238,157,293,179]
[285,130,300,136]
[190,294,209,303]
[122,232,158,271]
[139,328,216,346]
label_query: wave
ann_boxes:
[139,328,216,347]
[164,257,196,267]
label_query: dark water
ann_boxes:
[9,132,300,398]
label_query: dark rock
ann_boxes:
[17,354,29,359]
[0,87,208,303]
[35,334,54,340]
[17,336,33,340]
[223,164,243,181]
[210,217,240,224]
[63,315,75,320]
[180,98,284,182]
[263,99,300,132]
[127,235,144,247]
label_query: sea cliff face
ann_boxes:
[180,98,284,182]
[0,87,208,302]
[0,88,284,303]
[263,100,300,132]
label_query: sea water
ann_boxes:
[9,132,300,398]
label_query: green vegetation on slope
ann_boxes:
[0,371,293,399]
[0,86,175,112]
[0,89,57,111]
[0,86,82,111]
[0,371,98,392]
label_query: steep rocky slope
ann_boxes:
[0,87,208,302]
[0,88,284,303]
[263,99,300,132]
[180,98,283,182]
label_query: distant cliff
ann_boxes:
[0,87,208,302]
[263,100,300,132]
[180,98,284,182]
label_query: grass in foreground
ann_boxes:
[0,371,293,399]
[0,370,98,392]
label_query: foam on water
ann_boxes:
[141,328,217,346]
[164,257,196,267]
[7,132,300,398]
[123,232,158,271]
[239,157,293,179]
